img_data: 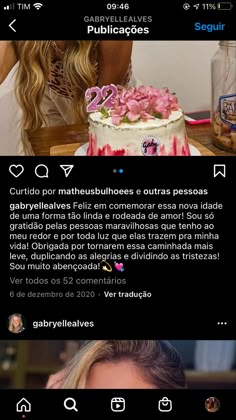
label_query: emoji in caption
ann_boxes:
[101,260,112,272]
[114,262,124,272]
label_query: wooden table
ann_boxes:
[28,123,88,156]
[186,124,235,156]
[29,123,236,156]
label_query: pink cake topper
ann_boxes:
[85,84,118,112]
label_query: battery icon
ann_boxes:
[217,2,233,9]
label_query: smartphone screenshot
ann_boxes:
[0,0,235,418]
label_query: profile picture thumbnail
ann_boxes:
[205,397,220,413]
[8,313,26,334]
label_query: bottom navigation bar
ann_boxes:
[2,389,235,419]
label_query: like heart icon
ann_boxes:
[9,164,24,178]
[114,262,124,272]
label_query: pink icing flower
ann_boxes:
[111,115,123,125]
[126,100,141,121]
[109,86,180,125]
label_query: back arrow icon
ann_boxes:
[9,19,16,32]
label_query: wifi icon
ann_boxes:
[33,3,43,9]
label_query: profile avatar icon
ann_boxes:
[205,397,220,413]
[8,313,25,334]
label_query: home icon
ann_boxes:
[16,398,31,413]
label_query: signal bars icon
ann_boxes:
[3,3,15,10]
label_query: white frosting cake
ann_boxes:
[86,85,190,156]
[87,110,190,156]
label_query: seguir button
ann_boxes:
[194,22,226,32]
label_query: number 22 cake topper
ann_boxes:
[85,84,118,112]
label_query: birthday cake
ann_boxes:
[86,86,190,156]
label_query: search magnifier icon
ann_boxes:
[64,397,78,412]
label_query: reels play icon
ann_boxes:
[111,397,125,412]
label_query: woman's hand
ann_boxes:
[0,41,17,84]
[97,41,133,87]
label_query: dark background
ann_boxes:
[0,157,235,339]
[0,0,234,39]
[0,0,235,414]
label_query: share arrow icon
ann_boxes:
[60,165,74,177]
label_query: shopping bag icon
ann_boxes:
[158,397,172,412]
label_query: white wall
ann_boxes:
[132,41,219,112]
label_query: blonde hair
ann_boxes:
[13,41,98,153]
[8,313,23,333]
[63,340,186,389]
